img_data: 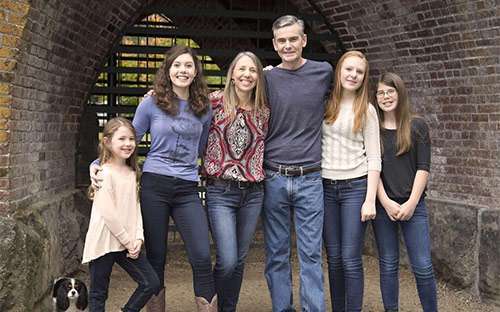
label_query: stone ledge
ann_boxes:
[364,198,499,307]
[0,189,90,311]
[479,209,500,307]
[426,198,483,290]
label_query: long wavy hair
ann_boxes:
[88,117,140,199]
[153,45,209,117]
[223,51,268,120]
[324,50,370,132]
[376,72,414,155]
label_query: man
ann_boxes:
[263,15,333,312]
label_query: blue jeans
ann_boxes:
[372,199,437,312]
[140,172,215,301]
[88,250,160,312]
[263,169,325,312]
[207,180,264,312]
[323,177,368,312]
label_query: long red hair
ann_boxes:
[324,50,370,132]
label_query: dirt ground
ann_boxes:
[76,241,498,312]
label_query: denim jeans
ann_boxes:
[372,199,437,312]
[88,250,160,312]
[206,180,264,312]
[323,177,368,312]
[263,169,325,312]
[140,172,215,301]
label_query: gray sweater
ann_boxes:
[264,60,333,166]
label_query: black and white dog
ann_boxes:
[52,277,88,311]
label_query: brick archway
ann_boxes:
[0,0,498,310]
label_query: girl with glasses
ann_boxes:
[373,72,437,312]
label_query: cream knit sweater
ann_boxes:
[322,102,381,180]
[82,165,143,263]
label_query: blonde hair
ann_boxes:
[223,52,268,120]
[325,50,370,132]
[88,117,140,199]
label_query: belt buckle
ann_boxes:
[237,181,247,189]
[280,165,292,177]
[283,166,290,176]
[281,165,303,177]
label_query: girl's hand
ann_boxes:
[127,239,142,259]
[382,199,401,221]
[361,200,376,222]
[90,164,103,190]
[396,200,417,221]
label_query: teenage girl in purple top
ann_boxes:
[91,45,217,312]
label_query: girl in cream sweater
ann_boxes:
[322,50,381,312]
[83,117,159,312]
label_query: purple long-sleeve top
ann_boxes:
[133,96,212,181]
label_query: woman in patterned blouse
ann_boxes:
[203,51,269,311]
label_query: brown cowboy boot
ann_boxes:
[195,295,217,312]
[146,288,165,312]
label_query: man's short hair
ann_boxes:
[272,15,305,36]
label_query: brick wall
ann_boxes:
[3,0,153,213]
[0,0,154,309]
[0,0,29,213]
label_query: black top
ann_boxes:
[380,118,430,203]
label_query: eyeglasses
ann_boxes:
[376,89,397,98]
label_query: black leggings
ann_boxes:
[89,251,160,311]
[140,172,215,301]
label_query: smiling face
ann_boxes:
[231,55,258,95]
[340,56,367,93]
[376,82,399,113]
[169,53,197,94]
[272,23,307,69]
[106,125,136,162]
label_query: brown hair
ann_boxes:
[324,50,370,132]
[88,117,139,199]
[223,51,268,120]
[376,72,413,155]
[153,45,209,117]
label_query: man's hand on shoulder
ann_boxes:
[90,164,103,190]
[263,65,274,71]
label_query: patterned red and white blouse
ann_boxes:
[203,91,269,182]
